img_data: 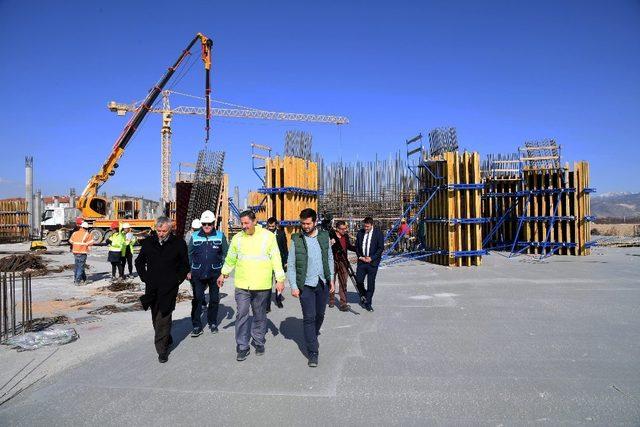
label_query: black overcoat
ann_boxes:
[135,234,190,315]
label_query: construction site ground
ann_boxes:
[0,243,639,425]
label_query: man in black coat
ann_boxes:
[135,216,190,363]
[265,217,288,311]
[355,216,385,312]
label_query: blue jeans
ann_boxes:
[73,254,87,283]
[299,279,329,355]
[234,288,270,351]
[191,273,220,328]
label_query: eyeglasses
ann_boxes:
[202,223,213,226]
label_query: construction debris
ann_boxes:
[0,254,47,273]
[176,289,192,303]
[23,316,71,332]
[99,280,138,292]
[115,294,141,304]
[87,304,143,315]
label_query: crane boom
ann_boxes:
[108,101,349,124]
[78,33,212,218]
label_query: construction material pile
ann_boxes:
[0,254,47,272]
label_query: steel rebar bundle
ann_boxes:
[481,153,521,178]
[317,152,417,222]
[428,127,458,157]
[284,130,313,160]
[520,139,561,169]
[184,149,225,234]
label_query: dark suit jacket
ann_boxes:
[135,234,190,315]
[271,228,288,269]
[355,227,385,268]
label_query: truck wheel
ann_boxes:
[89,228,105,244]
[45,231,61,246]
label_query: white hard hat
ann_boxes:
[80,221,89,229]
[121,222,131,229]
[200,210,215,224]
[191,218,202,229]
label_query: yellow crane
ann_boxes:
[108,90,349,203]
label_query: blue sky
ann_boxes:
[1,0,639,202]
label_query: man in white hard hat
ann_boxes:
[187,210,228,336]
[185,218,201,244]
[121,223,137,278]
[69,221,93,285]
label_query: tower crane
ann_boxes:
[108,90,349,203]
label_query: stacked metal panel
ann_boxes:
[284,130,313,160]
[428,127,458,157]
[183,149,225,236]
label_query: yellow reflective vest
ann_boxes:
[221,226,286,290]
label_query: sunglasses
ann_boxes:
[202,223,213,226]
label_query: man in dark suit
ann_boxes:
[135,217,190,363]
[265,217,288,311]
[355,216,384,312]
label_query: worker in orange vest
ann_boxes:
[69,221,94,285]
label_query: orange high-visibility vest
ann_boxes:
[69,229,93,254]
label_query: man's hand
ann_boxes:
[187,272,192,280]
[275,281,285,293]
[365,256,372,263]
[291,288,300,298]
[216,275,225,288]
[329,280,335,294]
[330,238,336,245]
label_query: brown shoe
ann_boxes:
[339,304,350,312]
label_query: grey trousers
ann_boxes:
[234,288,270,351]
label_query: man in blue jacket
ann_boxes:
[187,210,228,336]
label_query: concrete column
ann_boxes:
[25,156,34,237]
[34,190,42,236]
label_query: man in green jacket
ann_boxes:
[218,210,285,361]
[287,208,334,367]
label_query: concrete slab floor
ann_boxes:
[0,244,638,425]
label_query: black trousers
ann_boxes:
[111,261,124,278]
[151,303,173,356]
[191,273,220,328]
[299,280,328,355]
[122,248,133,275]
[355,262,378,305]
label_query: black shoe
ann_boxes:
[339,304,350,312]
[359,296,367,307]
[266,305,271,313]
[190,327,203,337]
[275,296,284,309]
[365,304,374,312]
[308,353,318,368]
[236,348,250,361]
[158,353,168,363]
[328,302,335,308]
[255,345,265,356]
[209,324,218,334]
